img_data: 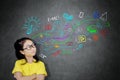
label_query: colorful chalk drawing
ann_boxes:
[79,12,84,18]
[77,35,86,43]
[93,10,100,19]
[22,11,110,58]
[63,13,73,21]
[23,16,40,34]
[48,16,59,22]
[100,12,107,21]
[86,25,97,33]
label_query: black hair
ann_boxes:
[14,37,39,62]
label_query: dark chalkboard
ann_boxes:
[0,0,119,80]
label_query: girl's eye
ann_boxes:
[23,44,35,50]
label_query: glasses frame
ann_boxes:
[23,43,36,51]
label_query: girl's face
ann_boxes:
[20,40,36,57]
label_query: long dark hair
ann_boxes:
[14,37,39,62]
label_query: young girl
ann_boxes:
[12,37,47,80]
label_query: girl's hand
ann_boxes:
[31,74,37,80]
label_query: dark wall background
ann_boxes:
[0,0,119,80]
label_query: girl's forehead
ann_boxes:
[23,40,33,46]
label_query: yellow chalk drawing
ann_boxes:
[77,35,86,43]
[40,34,43,38]
[54,44,60,48]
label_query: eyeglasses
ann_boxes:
[23,44,36,50]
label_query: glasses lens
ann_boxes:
[23,44,35,50]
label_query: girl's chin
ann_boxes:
[27,53,36,57]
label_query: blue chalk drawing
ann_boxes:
[23,16,40,35]
[63,13,73,21]
[93,10,100,19]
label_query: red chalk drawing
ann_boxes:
[52,50,61,56]
[45,24,52,30]
[92,34,99,41]
[66,42,73,46]
[100,29,108,37]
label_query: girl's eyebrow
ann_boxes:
[24,43,34,47]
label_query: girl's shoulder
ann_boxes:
[37,60,45,65]
[37,60,44,63]
[15,59,26,64]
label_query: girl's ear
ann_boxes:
[20,50,24,55]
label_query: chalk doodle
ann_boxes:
[79,12,84,18]
[52,50,61,56]
[92,34,99,41]
[77,35,86,43]
[63,13,73,21]
[100,12,107,21]
[22,11,110,58]
[105,21,110,27]
[23,16,40,34]
[100,29,108,37]
[96,22,103,29]
[66,42,73,46]
[93,10,100,19]
[76,43,83,50]
[54,44,60,48]
[39,54,47,59]
[48,16,59,22]
[86,25,97,33]
[44,24,52,30]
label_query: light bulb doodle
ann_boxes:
[23,16,40,35]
